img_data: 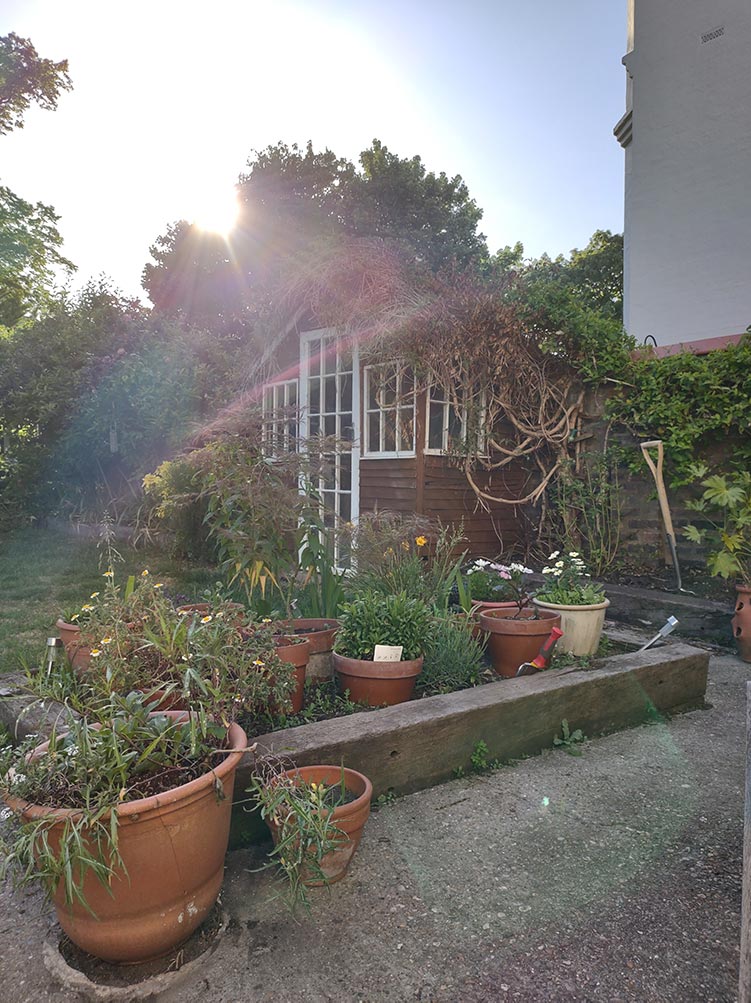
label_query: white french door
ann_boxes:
[299,330,360,565]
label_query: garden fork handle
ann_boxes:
[640,440,676,539]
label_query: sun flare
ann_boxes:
[191,188,240,237]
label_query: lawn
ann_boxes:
[0,527,219,674]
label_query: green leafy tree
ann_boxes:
[0,31,72,135]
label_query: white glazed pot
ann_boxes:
[532,598,610,656]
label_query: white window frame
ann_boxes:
[261,378,299,455]
[424,383,487,455]
[362,362,416,458]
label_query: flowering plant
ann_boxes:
[460,558,533,610]
[536,551,605,605]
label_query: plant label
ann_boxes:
[373,644,403,662]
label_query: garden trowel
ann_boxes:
[515,626,564,676]
[640,440,695,594]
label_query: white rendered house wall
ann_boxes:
[617,0,751,346]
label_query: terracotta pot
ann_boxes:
[56,618,91,672]
[273,636,311,713]
[532,598,610,656]
[277,619,340,684]
[332,652,423,706]
[470,600,523,619]
[6,714,247,964]
[732,585,751,663]
[479,608,562,678]
[267,765,372,885]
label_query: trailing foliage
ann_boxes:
[608,336,751,485]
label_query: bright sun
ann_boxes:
[191,189,240,237]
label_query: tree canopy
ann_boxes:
[0,32,72,136]
[142,139,489,324]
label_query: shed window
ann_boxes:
[425,384,486,455]
[363,363,416,456]
[262,379,298,454]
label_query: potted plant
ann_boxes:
[479,562,561,678]
[332,592,432,706]
[684,465,751,661]
[1,691,247,963]
[458,558,532,619]
[532,551,609,657]
[248,759,372,911]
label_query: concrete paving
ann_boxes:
[1,647,747,1002]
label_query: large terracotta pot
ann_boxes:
[273,636,311,713]
[332,652,423,706]
[479,608,562,678]
[732,585,751,663]
[56,618,91,672]
[6,714,247,964]
[266,765,372,885]
[277,619,340,684]
[532,598,610,656]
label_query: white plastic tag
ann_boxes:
[373,644,403,662]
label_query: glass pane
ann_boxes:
[430,383,447,406]
[287,381,297,406]
[324,414,336,437]
[428,401,444,450]
[448,406,463,445]
[340,412,354,441]
[367,369,380,410]
[339,346,353,374]
[340,452,352,490]
[309,415,320,438]
[324,343,337,374]
[382,366,397,407]
[308,377,320,414]
[384,410,396,452]
[401,367,414,399]
[309,340,320,376]
[323,460,336,491]
[399,408,414,451]
[339,492,351,523]
[368,412,380,453]
[339,373,352,411]
[324,375,337,414]
[322,494,335,527]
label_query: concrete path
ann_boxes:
[1,648,747,1002]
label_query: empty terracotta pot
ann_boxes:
[332,652,423,706]
[273,636,311,713]
[266,765,372,885]
[479,607,562,678]
[732,585,751,663]
[6,715,247,964]
[56,618,91,672]
[276,619,340,684]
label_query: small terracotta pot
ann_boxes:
[266,765,372,885]
[479,608,562,678]
[332,652,423,706]
[732,585,751,663]
[273,636,311,713]
[56,618,91,672]
[5,714,247,964]
[276,619,340,684]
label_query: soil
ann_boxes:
[604,563,735,602]
[56,901,224,986]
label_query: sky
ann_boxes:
[1,0,628,303]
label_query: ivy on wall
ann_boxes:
[607,336,751,484]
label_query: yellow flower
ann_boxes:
[70,613,80,622]
[415,535,428,547]
[81,604,94,612]
[400,540,410,551]
[101,637,112,645]
[384,547,395,556]
[141,569,149,577]
[261,617,272,623]
[253,659,265,667]
[215,611,224,618]
[153,583,164,589]
[90,649,102,658]
[89,592,100,599]
[200,615,212,623]
[103,570,114,578]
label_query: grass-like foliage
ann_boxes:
[417,613,486,695]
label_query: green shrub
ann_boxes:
[417,614,485,695]
[334,592,432,660]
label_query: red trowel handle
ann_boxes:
[530,626,564,668]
